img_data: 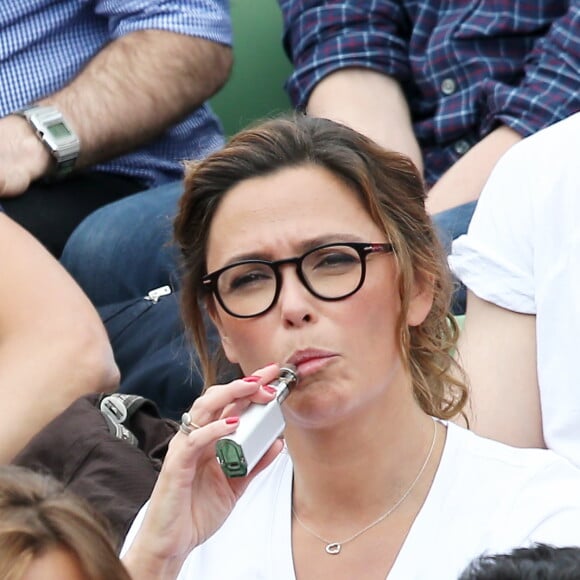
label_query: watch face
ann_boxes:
[47,122,72,138]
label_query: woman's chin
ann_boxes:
[283,387,352,429]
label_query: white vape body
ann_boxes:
[216,365,298,477]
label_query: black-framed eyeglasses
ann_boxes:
[201,242,394,318]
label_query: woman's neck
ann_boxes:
[286,398,441,523]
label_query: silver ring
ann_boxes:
[180,412,202,435]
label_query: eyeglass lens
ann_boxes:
[217,244,364,316]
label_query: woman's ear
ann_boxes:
[206,298,240,364]
[407,273,435,327]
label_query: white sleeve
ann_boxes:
[119,500,149,558]
[448,142,536,314]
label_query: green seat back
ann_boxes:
[210,0,293,136]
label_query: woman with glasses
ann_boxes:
[121,115,580,579]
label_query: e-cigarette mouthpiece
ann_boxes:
[216,364,298,478]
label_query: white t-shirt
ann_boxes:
[123,423,580,579]
[449,112,580,466]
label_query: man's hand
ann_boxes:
[0,115,52,197]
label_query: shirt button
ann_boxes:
[454,139,471,155]
[441,78,457,95]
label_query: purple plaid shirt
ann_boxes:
[280,0,580,186]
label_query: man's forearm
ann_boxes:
[306,68,423,173]
[426,125,522,215]
[38,29,232,168]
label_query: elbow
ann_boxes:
[206,43,234,97]
[81,331,121,394]
[89,345,121,394]
[62,324,120,398]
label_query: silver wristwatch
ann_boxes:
[16,105,80,178]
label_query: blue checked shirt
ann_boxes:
[280,0,580,187]
[0,1,231,187]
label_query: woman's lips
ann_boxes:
[288,350,338,379]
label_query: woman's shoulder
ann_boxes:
[395,422,580,578]
[436,422,580,519]
[445,421,576,475]
[449,423,580,548]
[442,422,580,519]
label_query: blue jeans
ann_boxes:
[61,182,183,306]
[61,181,201,418]
[432,200,478,315]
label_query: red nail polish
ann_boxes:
[262,385,277,395]
[225,416,239,425]
[242,375,261,382]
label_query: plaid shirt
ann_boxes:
[0,1,231,187]
[280,0,580,186]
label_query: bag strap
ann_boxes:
[99,393,150,446]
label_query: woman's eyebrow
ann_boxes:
[222,233,368,265]
[301,233,365,250]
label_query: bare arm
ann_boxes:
[306,69,423,173]
[456,290,545,449]
[425,125,522,215]
[1,30,232,196]
[305,69,522,214]
[0,214,119,461]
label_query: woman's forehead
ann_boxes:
[205,165,384,266]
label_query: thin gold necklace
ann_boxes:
[292,418,437,555]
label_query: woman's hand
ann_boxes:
[122,363,284,578]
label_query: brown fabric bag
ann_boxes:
[12,393,178,551]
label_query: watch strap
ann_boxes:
[16,105,80,178]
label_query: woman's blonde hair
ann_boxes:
[0,465,130,580]
[174,114,467,420]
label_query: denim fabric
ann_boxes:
[432,200,478,315]
[3,172,143,258]
[61,182,182,306]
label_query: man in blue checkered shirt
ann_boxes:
[0,1,232,256]
[279,1,580,253]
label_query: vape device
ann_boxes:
[216,364,298,478]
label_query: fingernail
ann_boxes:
[242,375,261,382]
[225,416,239,425]
[262,385,277,395]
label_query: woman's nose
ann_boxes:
[277,268,316,327]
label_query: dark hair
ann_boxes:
[174,114,467,420]
[459,544,580,579]
[0,465,130,580]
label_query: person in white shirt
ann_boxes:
[450,112,580,466]
[120,115,580,579]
